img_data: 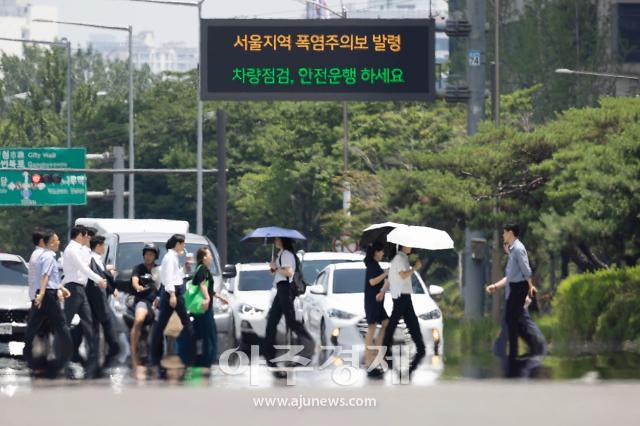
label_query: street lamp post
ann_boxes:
[0,36,73,230]
[122,0,205,234]
[33,19,136,218]
[555,68,640,82]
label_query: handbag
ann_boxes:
[185,264,208,315]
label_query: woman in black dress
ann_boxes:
[363,242,389,375]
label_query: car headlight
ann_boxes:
[327,308,355,320]
[213,298,230,314]
[419,309,442,320]
[238,303,264,315]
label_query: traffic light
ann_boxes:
[30,174,42,184]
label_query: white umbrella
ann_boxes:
[386,225,454,250]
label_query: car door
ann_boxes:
[306,270,329,332]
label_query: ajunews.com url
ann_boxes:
[253,396,377,409]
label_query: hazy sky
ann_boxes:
[32,0,372,47]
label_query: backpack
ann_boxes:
[279,251,306,297]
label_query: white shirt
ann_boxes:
[273,250,296,286]
[28,246,45,300]
[389,252,412,299]
[161,249,184,293]
[91,251,105,272]
[62,240,103,286]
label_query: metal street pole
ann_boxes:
[66,39,73,231]
[463,0,487,320]
[34,19,136,218]
[0,36,74,232]
[128,26,135,218]
[341,6,350,216]
[490,0,503,323]
[197,0,204,234]
[216,109,227,266]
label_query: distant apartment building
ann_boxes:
[0,0,58,57]
[88,30,197,74]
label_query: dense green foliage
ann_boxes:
[545,266,640,348]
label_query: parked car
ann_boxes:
[300,261,444,364]
[0,253,30,356]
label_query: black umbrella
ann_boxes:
[359,222,406,247]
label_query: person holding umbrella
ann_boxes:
[381,225,454,376]
[363,241,389,377]
[263,236,314,370]
[381,245,425,376]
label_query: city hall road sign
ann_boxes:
[0,147,86,206]
[201,19,436,101]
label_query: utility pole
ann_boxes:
[216,109,227,267]
[463,0,487,320]
[490,0,503,322]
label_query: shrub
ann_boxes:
[552,266,640,346]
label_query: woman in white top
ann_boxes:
[263,237,314,369]
[381,245,426,376]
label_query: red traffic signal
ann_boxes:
[31,174,42,184]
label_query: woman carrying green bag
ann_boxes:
[179,247,229,372]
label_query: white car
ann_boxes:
[299,251,364,284]
[300,262,444,363]
[223,263,281,349]
[0,253,30,356]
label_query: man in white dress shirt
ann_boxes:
[62,225,106,378]
[149,234,196,369]
[28,228,46,302]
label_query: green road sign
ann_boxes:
[0,147,87,206]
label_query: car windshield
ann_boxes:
[0,260,28,286]
[332,269,366,294]
[303,259,359,283]
[116,242,219,274]
[238,270,273,291]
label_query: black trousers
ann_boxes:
[86,283,120,365]
[23,289,72,371]
[149,286,195,367]
[506,281,530,359]
[263,281,313,363]
[494,306,547,358]
[382,294,426,372]
[64,283,98,375]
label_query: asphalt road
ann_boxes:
[1,363,639,426]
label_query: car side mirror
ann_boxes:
[222,264,237,279]
[309,284,326,295]
[429,285,444,297]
